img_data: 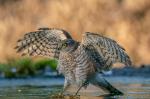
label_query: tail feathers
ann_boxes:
[89,73,123,96]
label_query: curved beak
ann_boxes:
[58,46,61,50]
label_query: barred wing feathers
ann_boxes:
[81,32,131,71]
[15,28,72,59]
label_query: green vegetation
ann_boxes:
[0,58,58,78]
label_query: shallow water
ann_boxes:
[0,77,149,99]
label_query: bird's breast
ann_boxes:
[73,46,96,86]
[58,52,76,75]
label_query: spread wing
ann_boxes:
[81,32,132,71]
[15,28,72,59]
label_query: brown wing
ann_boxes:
[15,28,72,59]
[81,32,132,71]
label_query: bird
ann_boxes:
[15,28,132,96]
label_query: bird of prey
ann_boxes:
[15,28,131,96]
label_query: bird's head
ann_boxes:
[58,39,79,53]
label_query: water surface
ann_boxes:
[0,77,149,99]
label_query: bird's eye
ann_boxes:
[62,43,67,48]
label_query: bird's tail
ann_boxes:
[89,73,123,96]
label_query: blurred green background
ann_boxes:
[0,57,57,78]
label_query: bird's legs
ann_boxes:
[61,78,70,95]
[75,85,82,95]
[75,81,88,95]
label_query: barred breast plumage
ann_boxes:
[73,45,95,87]
[57,52,76,83]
